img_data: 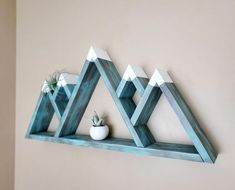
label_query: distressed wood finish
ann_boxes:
[28,132,202,162]
[132,77,149,96]
[48,91,62,119]
[26,92,54,136]
[54,87,69,116]
[26,47,217,163]
[63,84,75,98]
[160,83,217,163]
[94,58,155,147]
[55,60,100,137]
[116,79,136,98]
[131,85,162,126]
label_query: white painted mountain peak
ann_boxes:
[57,73,78,87]
[149,69,173,86]
[42,73,78,92]
[123,65,148,81]
[86,46,111,61]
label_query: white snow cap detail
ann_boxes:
[41,73,78,92]
[57,73,78,87]
[42,81,50,93]
[123,65,148,81]
[149,69,173,86]
[86,46,111,61]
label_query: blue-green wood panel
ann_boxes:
[131,85,162,126]
[116,79,136,98]
[64,84,75,98]
[26,53,217,163]
[55,61,100,137]
[27,132,202,162]
[94,58,155,147]
[119,98,136,118]
[26,92,54,136]
[52,86,61,101]
[160,83,217,163]
[54,87,69,116]
[48,91,62,119]
[132,77,149,96]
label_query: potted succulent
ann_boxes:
[89,111,109,140]
[42,71,61,93]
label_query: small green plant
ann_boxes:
[46,71,61,93]
[91,111,104,126]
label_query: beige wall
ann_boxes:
[16,0,235,190]
[0,0,15,189]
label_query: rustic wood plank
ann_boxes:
[26,93,54,136]
[55,60,100,137]
[27,133,202,162]
[116,79,136,98]
[94,58,155,147]
[160,83,217,163]
[131,85,162,126]
[119,98,136,118]
[132,77,149,96]
[48,91,62,119]
[52,86,61,100]
[63,84,75,98]
[54,87,69,116]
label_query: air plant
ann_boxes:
[45,71,61,93]
[91,111,104,126]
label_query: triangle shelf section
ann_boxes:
[26,47,217,163]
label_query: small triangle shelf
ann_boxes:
[26,47,217,163]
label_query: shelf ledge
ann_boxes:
[27,132,203,163]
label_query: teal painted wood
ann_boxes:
[160,83,217,163]
[48,91,62,119]
[116,79,136,98]
[116,77,148,98]
[27,132,202,162]
[55,61,100,137]
[54,87,69,116]
[26,92,54,136]
[55,58,154,147]
[119,98,136,118]
[63,84,75,98]
[26,51,217,163]
[131,85,162,126]
[132,77,149,96]
[52,86,61,101]
[94,58,155,147]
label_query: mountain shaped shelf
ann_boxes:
[26,47,217,163]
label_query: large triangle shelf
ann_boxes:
[26,47,217,163]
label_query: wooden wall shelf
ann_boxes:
[28,132,202,162]
[26,47,217,163]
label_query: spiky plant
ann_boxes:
[46,71,61,93]
[91,111,104,126]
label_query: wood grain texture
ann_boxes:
[26,93,54,136]
[116,79,136,98]
[131,85,162,126]
[160,83,217,163]
[94,58,155,147]
[54,87,69,116]
[55,60,100,137]
[26,57,217,163]
[48,91,62,119]
[132,77,149,96]
[27,132,202,162]
[63,84,75,98]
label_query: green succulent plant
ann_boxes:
[91,111,104,126]
[46,71,61,93]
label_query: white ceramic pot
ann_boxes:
[89,125,109,140]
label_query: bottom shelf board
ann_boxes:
[27,132,203,162]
